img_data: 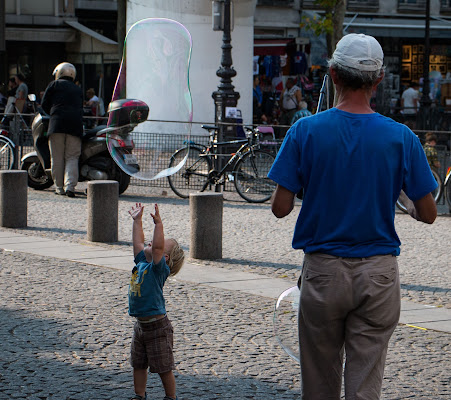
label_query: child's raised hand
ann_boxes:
[128,203,144,220]
[150,203,162,225]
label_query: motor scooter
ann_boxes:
[20,97,148,194]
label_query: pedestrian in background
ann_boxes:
[269,33,437,399]
[253,75,268,124]
[423,132,440,171]
[1,74,28,127]
[128,203,185,400]
[290,100,312,125]
[401,81,420,129]
[41,62,83,197]
[279,77,302,136]
[14,73,28,101]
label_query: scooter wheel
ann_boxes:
[21,161,54,190]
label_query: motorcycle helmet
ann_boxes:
[53,62,76,80]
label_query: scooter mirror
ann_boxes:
[28,94,36,102]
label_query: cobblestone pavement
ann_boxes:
[0,249,450,400]
[8,186,451,308]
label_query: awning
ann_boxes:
[254,39,294,56]
[65,20,117,45]
[344,16,451,39]
[5,27,76,42]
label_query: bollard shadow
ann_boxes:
[21,225,86,235]
[214,257,301,271]
[401,283,451,293]
[0,307,299,399]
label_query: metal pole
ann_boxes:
[419,0,431,130]
[212,0,240,192]
[316,74,329,114]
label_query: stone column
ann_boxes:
[0,170,28,228]
[190,193,223,259]
[87,180,119,242]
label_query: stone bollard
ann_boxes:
[0,170,28,228]
[87,180,119,242]
[190,193,223,260]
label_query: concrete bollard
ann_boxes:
[190,193,223,260]
[0,170,28,228]
[87,180,119,242]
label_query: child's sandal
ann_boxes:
[130,394,147,400]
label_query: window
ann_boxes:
[257,0,294,5]
[398,0,426,11]
[348,0,379,10]
[441,0,451,12]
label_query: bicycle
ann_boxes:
[167,125,277,203]
[0,94,38,170]
[396,168,443,213]
[0,133,15,170]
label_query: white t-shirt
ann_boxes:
[402,87,419,114]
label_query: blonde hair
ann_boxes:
[166,238,185,276]
[425,132,437,143]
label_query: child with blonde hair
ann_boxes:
[128,203,184,400]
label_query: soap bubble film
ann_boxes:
[107,18,192,180]
[273,285,300,363]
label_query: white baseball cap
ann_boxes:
[332,33,384,72]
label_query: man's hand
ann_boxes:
[129,202,144,220]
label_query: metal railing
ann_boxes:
[3,112,450,201]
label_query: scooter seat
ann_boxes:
[83,125,107,140]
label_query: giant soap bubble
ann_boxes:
[273,285,300,363]
[106,18,192,180]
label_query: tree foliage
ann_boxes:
[300,0,347,57]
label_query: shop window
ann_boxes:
[301,0,319,8]
[348,0,379,10]
[398,0,426,11]
[441,0,451,12]
[257,0,294,5]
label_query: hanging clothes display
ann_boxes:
[292,51,308,75]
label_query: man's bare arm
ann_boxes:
[271,184,296,218]
[399,191,437,224]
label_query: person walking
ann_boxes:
[279,78,302,136]
[401,81,420,129]
[41,62,83,197]
[268,33,437,399]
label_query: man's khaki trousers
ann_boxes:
[49,133,82,193]
[299,253,400,400]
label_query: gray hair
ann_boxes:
[327,58,385,90]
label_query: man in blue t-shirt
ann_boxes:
[268,34,437,399]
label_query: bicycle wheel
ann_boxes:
[167,146,212,199]
[234,149,276,203]
[396,168,443,213]
[0,136,15,170]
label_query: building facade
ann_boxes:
[1,0,119,103]
[2,0,450,126]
